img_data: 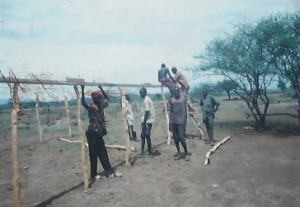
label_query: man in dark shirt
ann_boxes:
[169,87,190,161]
[200,89,219,146]
[158,63,177,94]
[81,85,121,180]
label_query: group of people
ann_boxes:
[80,63,219,181]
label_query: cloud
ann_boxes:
[0,0,299,99]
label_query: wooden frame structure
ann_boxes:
[1,76,173,206]
[1,75,206,206]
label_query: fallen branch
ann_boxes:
[58,137,136,152]
[204,136,231,166]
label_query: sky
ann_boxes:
[0,0,299,100]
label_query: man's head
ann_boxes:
[171,67,177,74]
[202,88,208,98]
[161,63,166,68]
[139,87,147,98]
[91,91,105,105]
[174,86,180,100]
[125,94,130,101]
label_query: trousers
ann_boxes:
[86,129,114,178]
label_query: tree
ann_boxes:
[259,13,300,98]
[195,18,279,127]
[277,77,287,91]
[190,83,216,100]
[216,80,238,100]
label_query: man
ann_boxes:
[125,94,138,141]
[139,87,155,156]
[171,67,190,97]
[200,88,219,146]
[81,85,122,180]
[171,67,194,112]
[169,87,190,161]
[158,63,177,94]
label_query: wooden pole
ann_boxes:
[119,88,132,166]
[73,85,89,190]
[188,113,205,138]
[58,137,136,151]
[64,95,72,139]
[204,136,231,165]
[11,83,21,207]
[35,93,43,143]
[0,76,161,88]
[161,86,172,145]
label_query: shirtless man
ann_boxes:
[171,67,195,112]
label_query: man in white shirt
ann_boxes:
[125,95,138,141]
[139,87,155,155]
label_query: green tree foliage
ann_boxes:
[277,77,287,91]
[259,13,300,97]
[216,80,238,100]
[194,13,299,127]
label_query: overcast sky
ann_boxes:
[0,0,299,99]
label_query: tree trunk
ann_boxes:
[226,90,231,100]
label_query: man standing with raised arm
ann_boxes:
[81,85,122,180]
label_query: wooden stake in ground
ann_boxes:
[188,113,205,138]
[204,136,231,165]
[119,88,132,166]
[64,95,72,139]
[161,86,172,145]
[11,83,21,207]
[35,93,43,143]
[58,137,136,152]
[74,85,89,190]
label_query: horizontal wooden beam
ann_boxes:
[0,77,161,88]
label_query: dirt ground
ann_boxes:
[0,93,299,207]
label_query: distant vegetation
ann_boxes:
[0,93,164,110]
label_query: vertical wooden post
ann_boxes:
[11,83,21,207]
[73,85,89,190]
[161,86,172,145]
[64,95,72,139]
[119,88,132,166]
[35,93,43,143]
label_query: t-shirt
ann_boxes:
[174,71,190,90]
[200,95,219,118]
[140,95,155,123]
[169,97,187,125]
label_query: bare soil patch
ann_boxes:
[0,94,298,207]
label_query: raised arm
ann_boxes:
[98,85,109,100]
[81,85,89,109]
